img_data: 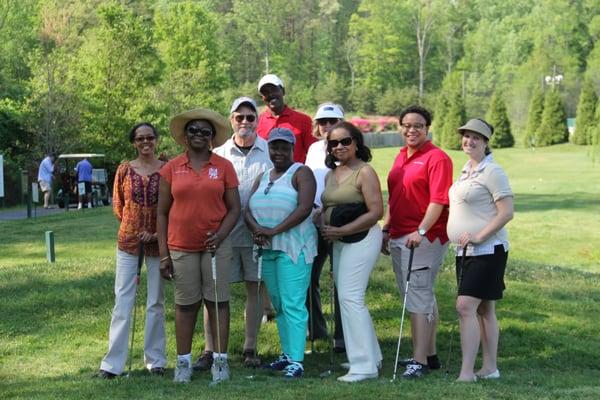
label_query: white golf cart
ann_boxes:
[56,153,111,209]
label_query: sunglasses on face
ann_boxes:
[327,137,353,149]
[317,118,339,126]
[186,126,214,137]
[233,114,256,123]
[134,135,156,143]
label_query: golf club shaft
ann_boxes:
[392,246,415,381]
[127,242,144,375]
[211,252,221,355]
[253,246,263,363]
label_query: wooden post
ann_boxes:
[45,231,55,263]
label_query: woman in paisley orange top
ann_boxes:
[98,123,167,378]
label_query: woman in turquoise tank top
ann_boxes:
[245,128,318,378]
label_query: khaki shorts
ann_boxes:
[39,180,51,193]
[390,236,448,315]
[171,238,232,305]
[230,247,261,283]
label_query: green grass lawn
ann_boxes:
[1,144,599,399]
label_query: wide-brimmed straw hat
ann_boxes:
[169,108,230,147]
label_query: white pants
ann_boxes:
[333,225,383,374]
[100,249,166,374]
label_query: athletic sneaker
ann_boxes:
[402,360,429,379]
[192,350,213,371]
[211,357,230,383]
[397,354,441,370]
[173,359,192,383]
[282,362,304,378]
[263,354,291,371]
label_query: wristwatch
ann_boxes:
[418,228,427,236]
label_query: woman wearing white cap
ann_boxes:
[447,118,514,382]
[305,103,346,351]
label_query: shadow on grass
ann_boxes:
[514,192,600,213]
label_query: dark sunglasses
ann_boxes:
[186,126,214,137]
[327,137,353,149]
[317,118,339,126]
[264,181,274,195]
[134,135,156,143]
[234,114,256,123]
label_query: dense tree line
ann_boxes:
[2,0,600,204]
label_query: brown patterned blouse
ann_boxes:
[113,161,163,256]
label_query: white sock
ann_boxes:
[77,202,82,209]
[177,353,192,366]
[213,352,228,359]
[88,202,92,208]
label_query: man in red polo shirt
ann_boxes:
[381,105,453,379]
[256,74,315,164]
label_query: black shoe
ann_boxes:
[402,360,429,379]
[150,367,166,376]
[427,354,441,370]
[397,355,441,370]
[96,369,117,379]
[192,350,213,371]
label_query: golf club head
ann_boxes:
[319,369,333,379]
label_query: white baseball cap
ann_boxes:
[258,74,284,92]
[230,96,258,114]
[314,103,344,120]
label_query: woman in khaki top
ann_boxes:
[447,119,514,382]
[319,121,384,382]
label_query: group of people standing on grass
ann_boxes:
[97,73,514,385]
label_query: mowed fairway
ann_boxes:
[1,144,599,399]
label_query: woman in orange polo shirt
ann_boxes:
[157,109,240,384]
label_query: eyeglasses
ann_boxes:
[134,136,156,143]
[317,118,339,126]
[186,126,214,137]
[400,123,426,131]
[234,114,256,123]
[327,137,353,149]
[264,181,274,195]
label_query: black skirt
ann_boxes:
[455,245,508,300]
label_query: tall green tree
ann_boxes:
[431,93,448,146]
[524,85,544,147]
[73,1,161,161]
[154,1,228,118]
[486,91,514,148]
[535,88,568,146]
[572,78,597,145]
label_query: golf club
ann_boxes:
[246,246,263,380]
[210,249,225,386]
[445,246,468,376]
[308,274,315,355]
[126,241,144,378]
[319,244,335,379]
[391,245,415,382]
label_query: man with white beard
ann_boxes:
[193,97,273,371]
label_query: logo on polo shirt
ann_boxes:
[412,161,425,166]
[208,167,219,179]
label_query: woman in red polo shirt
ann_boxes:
[381,105,453,379]
[157,109,240,384]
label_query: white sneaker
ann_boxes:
[477,369,500,379]
[337,372,378,382]
[173,359,192,383]
[77,203,82,210]
[211,357,230,383]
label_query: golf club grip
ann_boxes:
[211,253,217,280]
[457,246,467,292]
[406,246,415,282]
[136,242,144,284]
[257,246,263,280]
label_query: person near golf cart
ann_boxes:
[381,105,453,379]
[447,119,513,382]
[37,152,57,209]
[202,96,272,369]
[319,121,384,382]
[245,127,318,378]
[75,157,93,210]
[305,103,346,352]
[157,109,241,384]
[98,123,167,379]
